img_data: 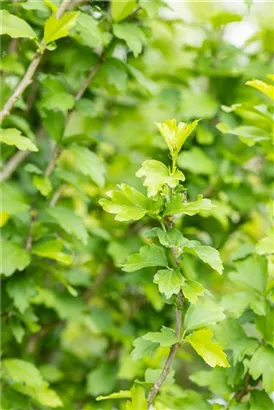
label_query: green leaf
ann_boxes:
[186,328,229,368]
[33,176,52,196]
[102,58,128,91]
[99,184,150,222]
[183,280,205,304]
[1,183,29,214]
[143,326,178,347]
[177,147,216,175]
[69,144,106,187]
[10,317,25,344]
[32,239,72,265]
[44,12,79,44]
[184,297,225,332]
[130,385,147,410]
[136,160,185,197]
[97,390,131,401]
[2,359,63,407]
[47,207,88,244]
[113,23,146,57]
[122,244,168,272]
[217,123,270,146]
[255,305,274,347]
[76,12,103,48]
[250,390,274,410]
[6,276,36,314]
[154,268,185,298]
[86,363,116,397]
[164,194,214,217]
[0,10,36,39]
[0,239,30,277]
[248,346,274,393]
[255,232,274,255]
[131,337,158,360]
[0,128,38,151]
[111,0,137,21]
[213,318,259,364]
[229,255,267,294]
[182,241,223,274]
[41,91,74,113]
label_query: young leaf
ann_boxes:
[0,128,38,151]
[186,328,229,368]
[111,0,137,22]
[143,326,178,346]
[113,23,146,57]
[1,239,30,277]
[154,268,185,298]
[184,297,225,332]
[44,12,79,44]
[248,346,274,393]
[182,241,223,274]
[97,390,131,401]
[0,10,36,39]
[122,244,168,272]
[99,184,150,221]
[47,207,88,245]
[69,144,106,187]
[164,194,214,216]
[136,160,185,197]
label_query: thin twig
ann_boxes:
[25,207,37,250]
[49,184,65,207]
[148,214,185,408]
[234,373,250,402]
[0,0,73,123]
[0,151,29,182]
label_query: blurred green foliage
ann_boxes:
[0,0,273,409]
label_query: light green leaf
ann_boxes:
[186,328,229,368]
[131,337,158,360]
[97,390,131,401]
[69,144,106,187]
[102,58,128,91]
[113,23,146,57]
[99,184,150,222]
[229,255,267,294]
[183,280,205,304]
[143,326,178,346]
[255,305,274,347]
[6,276,36,314]
[0,128,38,151]
[47,207,88,244]
[246,79,274,101]
[33,176,52,196]
[0,10,36,39]
[154,268,185,298]
[44,12,79,44]
[2,359,63,408]
[164,194,214,216]
[122,244,168,272]
[41,91,74,113]
[1,183,29,214]
[0,239,30,277]
[184,297,225,332]
[248,346,274,393]
[136,160,185,197]
[21,0,50,12]
[111,0,137,21]
[177,147,216,175]
[10,317,25,343]
[32,239,72,265]
[130,385,147,410]
[76,12,103,48]
[217,123,270,146]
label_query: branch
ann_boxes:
[0,150,29,182]
[148,215,185,408]
[0,0,73,123]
